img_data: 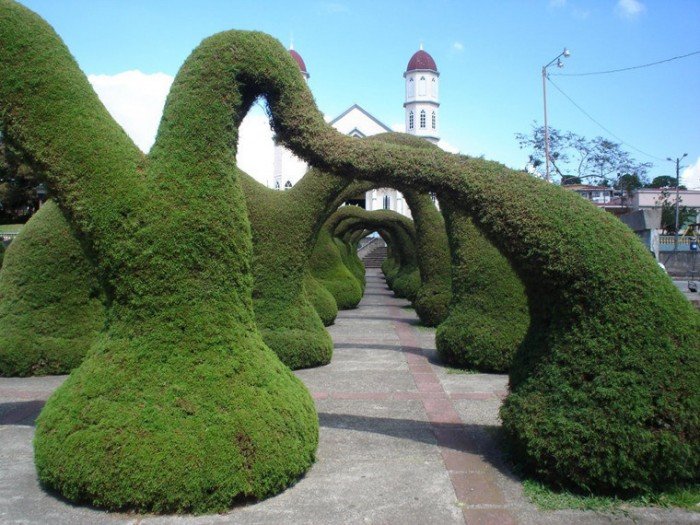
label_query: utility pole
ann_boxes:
[667,153,688,253]
[541,48,570,182]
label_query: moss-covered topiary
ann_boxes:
[309,215,364,309]
[1,3,317,512]
[435,197,529,372]
[402,189,451,326]
[237,168,351,369]
[333,207,419,300]
[0,200,104,376]
[2,0,698,502]
[303,272,337,326]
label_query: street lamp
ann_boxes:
[542,47,571,182]
[666,153,688,252]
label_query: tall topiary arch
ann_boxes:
[1,0,697,507]
[1,3,317,512]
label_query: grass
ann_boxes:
[0,224,23,234]
[523,479,700,512]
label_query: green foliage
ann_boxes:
[403,189,451,326]
[435,199,529,372]
[304,272,337,326]
[0,201,103,376]
[1,3,317,512]
[655,188,696,235]
[2,0,698,507]
[523,479,700,512]
[237,170,345,369]
[309,221,363,309]
[0,130,42,222]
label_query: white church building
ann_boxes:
[272,45,446,218]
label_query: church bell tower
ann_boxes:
[404,45,439,144]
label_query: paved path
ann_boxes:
[0,269,698,524]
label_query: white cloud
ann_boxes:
[235,110,275,186]
[681,157,700,190]
[438,139,459,154]
[88,70,173,153]
[452,41,464,52]
[616,0,645,19]
[88,70,275,185]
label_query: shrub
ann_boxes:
[435,197,528,372]
[0,200,104,376]
[1,5,317,512]
[304,272,337,326]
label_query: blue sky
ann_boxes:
[17,0,700,186]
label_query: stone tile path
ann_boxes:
[0,269,697,524]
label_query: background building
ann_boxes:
[272,46,443,218]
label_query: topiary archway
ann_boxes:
[1,1,697,509]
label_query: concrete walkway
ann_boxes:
[0,269,698,524]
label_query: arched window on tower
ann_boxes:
[408,78,414,97]
[420,110,426,129]
[274,180,280,190]
[418,76,427,96]
[284,180,292,190]
[383,195,390,210]
[409,111,414,130]
[431,111,436,129]
[431,77,437,97]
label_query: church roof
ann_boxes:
[406,49,438,72]
[289,49,309,75]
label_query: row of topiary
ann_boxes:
[0,0,697,513]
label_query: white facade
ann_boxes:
[272,46,442,222]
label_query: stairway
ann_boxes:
[362,244,388,268]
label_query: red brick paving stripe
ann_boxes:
[391,305,515,525]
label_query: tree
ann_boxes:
[647,175,685,189]
[0,130,42,222]
[655,188,696,235]
[516,123,652,187]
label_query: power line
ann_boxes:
[546,77,667,162]
[551,50,700,77]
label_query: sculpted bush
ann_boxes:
[1,0,697,507]
[436,197,528,372]
[0,200,104,376]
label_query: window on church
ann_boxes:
[420,110,426,128]
[431,77,437,97]
[383,195,390,210]
[432,111,436,129]
[418,76,426,96]
[409,111,414,130]
[274,181,280,189]
[284,181,292,190]
[408,78,414,97]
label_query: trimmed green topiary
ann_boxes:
[304,272,337,326]
[333,207,419,300]
[2,0,697,502]
[237,168,352,369]
[309,215,363,309]
[403,189,451,326]
[1,3,317,512]
[0,200,104,376]
[435,197,529,372]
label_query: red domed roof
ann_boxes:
[406,49,437,72]
[289,49,308,75]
